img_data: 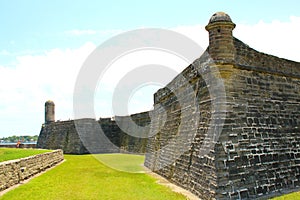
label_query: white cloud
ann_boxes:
[0,42,96,136]
[234,16,300,62]
[172,16,300,62]
[172,25,209,50]
[94,49,189,117]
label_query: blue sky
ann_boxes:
[0,0,299,137]
[1,0,299,65]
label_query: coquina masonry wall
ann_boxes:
[37,12,300,199]
[0,150,64,192]
[144,53,221,199]
[145,12,300,200]
[37,112,150,154]
[214,38,300,199]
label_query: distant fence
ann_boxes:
[0,149,64,192]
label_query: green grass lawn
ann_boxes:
[95,154,145,173]
[0,148,51,162]
[272,191,300,200]
[0,154,187,200]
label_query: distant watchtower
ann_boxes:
[205,12,236,63]
[45,100,55,124]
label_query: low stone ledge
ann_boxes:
[0,149,64,192]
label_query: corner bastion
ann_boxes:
[144,12,300,199]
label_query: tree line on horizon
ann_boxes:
[0,135,38,143]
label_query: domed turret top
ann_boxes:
[45,100,55,105]
[208,12,233,24]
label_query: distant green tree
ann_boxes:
[0,135,38,143]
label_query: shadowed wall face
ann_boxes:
[37,112,151,154]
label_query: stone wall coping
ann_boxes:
[0,149,62,165]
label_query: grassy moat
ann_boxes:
[0,154,186,200]
[0,151,299,200]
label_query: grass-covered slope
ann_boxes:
[0,154,186,200]
[0,148,51,162]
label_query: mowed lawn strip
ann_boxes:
[272,192,300,200]
[0,154,187,200]
[95,154,145,173]
[0,148,51,162]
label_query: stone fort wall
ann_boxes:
[37,112,150,154]
[144,12,300,199]
[37,12,300,200]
